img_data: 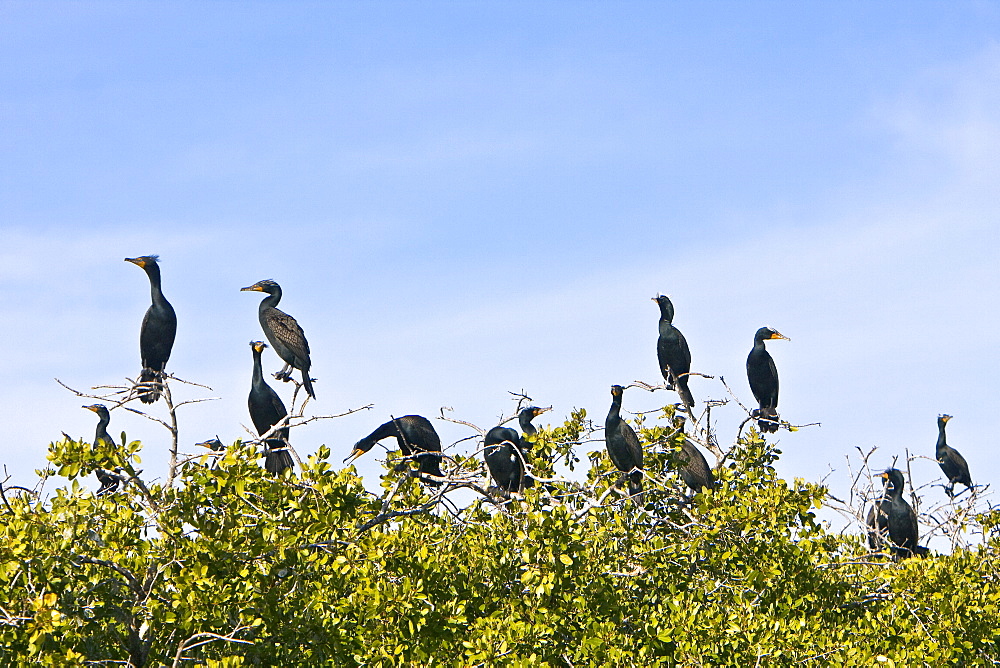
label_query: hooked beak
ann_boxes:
[343,448,364,465]
[240,285,263,292]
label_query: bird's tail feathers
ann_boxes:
[677,378,695,409]
[628,471,644,500]
[757,407,779,433]
[417,452,444,487]
[138,368,161,404]
[265,444,294,475]
[301,370,316,399]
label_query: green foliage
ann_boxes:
[2,409,999,666]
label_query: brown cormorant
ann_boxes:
[672,417,715,493]
[241,279,315,399]
[84,404,119,496]
[344,415,443,486]
[125,256,177,404]
[866,468,921,559]
[746,327,788,433]
[484,406,551,493]
[248,341,293,475]
[605,385,643,498]
[653,295,694,408]
[935,414,972,498]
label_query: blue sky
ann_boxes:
[2,2,999,541]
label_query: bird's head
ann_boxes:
[523,405,552,419]
[878,468,905,492]
[343,445,366,465]
[755,327,789,342]
[652,294,675,322]
[241,279,280,294]
[938,414,953,426]
[610,384,625,399]
[125,255,159,269]
[251,340,269,354]
[83,404,110,419]
[196,437,225,451]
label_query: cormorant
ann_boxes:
[84,404,119,496]
[605,385,643,498]
[653,295,694,408]
[671,418,715,493]
[484,406,551,493]
[125,256,177,404]
[241,280,315,399]
[248,341,294,475]
[866,468,921,559]
[935,414,972,498]
[344,415,443,486]
[746,327,788,433]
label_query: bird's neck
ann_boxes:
[251,351,264,384]
[143,265,167,305]
[936,424,948,452]
[259,289,281,311]
[519,414,536,435]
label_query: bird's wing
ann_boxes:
[267,386,288,421]
[622,423,643,470]
[949,447,972,482]
[267,308,311,358]
[767,355,779,404]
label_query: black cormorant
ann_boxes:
[935,414,972,497]
[484,406,551,493]
[344,415,443,486]
[248,341,294,475]
[746,327,788,433]
[241,280,315,399]
[605,385,643,498]
[653,295,694,408]
[84,404,119,496]
[672,418,715,493]
[125,256,177,404]
[866,468,921,559]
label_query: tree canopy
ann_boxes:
[2,390,998,666]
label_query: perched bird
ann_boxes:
[866,468,922,559]
[125,256,177,404]
[248,341,294,475]
[746,327,788,433]
[671,418,715,494]
[84,404,119,496]
[605,385,643,498]
[935,414,972,498]
[483,406,551,493]
[345,415,443,486]
[241,280,315,399]
[653,295,694,408]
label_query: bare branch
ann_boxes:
[171,626,253,667]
